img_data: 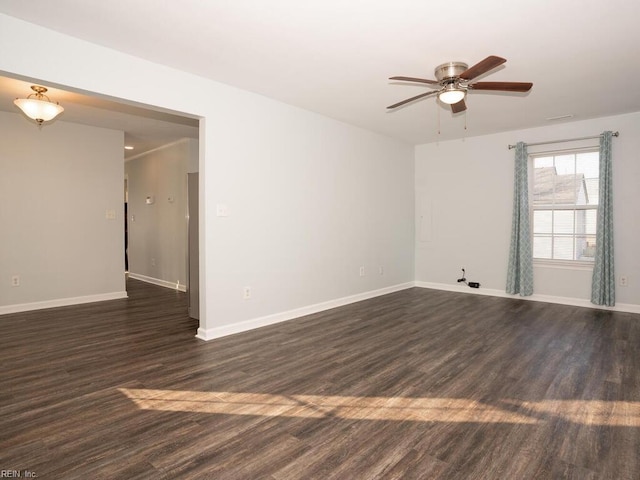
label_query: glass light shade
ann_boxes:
[438,89,465,105]
[14,98,64,123]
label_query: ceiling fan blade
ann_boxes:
[459,56,506,81]
[470,81,533,92]
[387,90,439,109]
[389,76,439,85]
[450,99,467,114]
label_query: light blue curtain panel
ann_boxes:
[506,142,533,296]
[591,131,615,306]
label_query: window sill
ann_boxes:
[533,259,594,271]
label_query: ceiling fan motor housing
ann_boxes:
[434,62,468,83]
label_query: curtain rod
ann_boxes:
[508,131,619,150]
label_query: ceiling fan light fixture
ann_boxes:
[14,86,64,125]
[438,87,465,105]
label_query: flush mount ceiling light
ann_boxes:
[14,85,64,125]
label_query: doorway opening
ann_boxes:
[0,73,203,326]
[124,140,200,320]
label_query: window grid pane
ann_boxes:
[531,148,599,262]
[533,235,552,259]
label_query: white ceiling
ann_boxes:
[1,0,640,147]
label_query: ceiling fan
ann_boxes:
[388,55,532,113]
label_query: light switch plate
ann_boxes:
[216,204,229,217]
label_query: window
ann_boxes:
[531,148,599,263]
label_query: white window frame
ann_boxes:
[529,146,599,270]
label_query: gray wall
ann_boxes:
[0,15,416,337]
[415,111,640,309]
[207,104,416,332]
[0,110,125,310]
[125,139,198,290]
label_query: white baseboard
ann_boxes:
[195,282,415,341]
[0,291,128,315]
[414,281,640,314]
[128,273,187,292]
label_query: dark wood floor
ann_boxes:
[1,280,639,479]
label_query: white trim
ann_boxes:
[128,273,187,292]
[195,282,415,341]
[533,259,594,271]
[0,291,128,315]
[125,138,191,162]
[414,281,640,315]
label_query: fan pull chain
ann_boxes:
[437,98,441,138]
[462,109,467,142]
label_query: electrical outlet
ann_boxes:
[243,286,251,299]
[379,266,384,275]
[359,266,365,277]
[11,275,20,287]
[619,276,628,287]
[151,258,156,267]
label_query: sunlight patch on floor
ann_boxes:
[119,388,640,426]
[500,399,640,426]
